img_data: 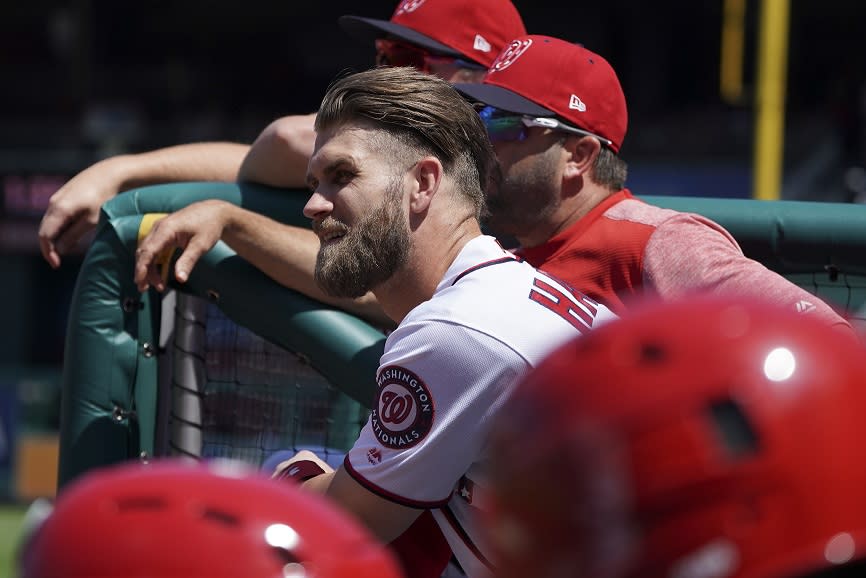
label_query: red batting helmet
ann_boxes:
[487,296,866,578]
[21,459,404,578]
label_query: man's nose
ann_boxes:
[303,190,333,220]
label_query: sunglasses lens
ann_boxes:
[477,106,527,142]
[375,39,428,70]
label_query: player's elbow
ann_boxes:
[264,114,317,158]
[238,114,317,188]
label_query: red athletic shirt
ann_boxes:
[517,189,851,330]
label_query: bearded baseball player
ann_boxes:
[116,2,527,576]
[134,66,616,577]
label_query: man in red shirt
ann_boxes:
[456,35,852,332]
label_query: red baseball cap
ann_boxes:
[488,295,866,578]
[339,0,526,67]
[456,35,628,152]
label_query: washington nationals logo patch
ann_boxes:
[490,38,533,72]
[372,365,434,449]
[396,0,426,15]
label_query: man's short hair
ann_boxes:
[593,148,628,191]
[316,66,495,216]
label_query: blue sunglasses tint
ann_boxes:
[477,105,530,141]
[477,105,613,147]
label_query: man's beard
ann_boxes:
[313,180,410,298]
[483,152,560,239]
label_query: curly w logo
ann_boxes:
[396,0,427,15]
[380,390,414,424]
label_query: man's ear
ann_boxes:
[562,136,601,183]
[410,157,443,214]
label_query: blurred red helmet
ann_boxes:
[487,296,866,578]
[21,459,404,578]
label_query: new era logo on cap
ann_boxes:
[457,35,628,152]
[569,95,586,112]
[473,35,491,53]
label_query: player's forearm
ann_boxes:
[302,471,335,493]
[325,467,421,544]
[113,142,251,190]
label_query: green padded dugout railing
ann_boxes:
[642,195,866,277]
[58,182,386,488]
[58,182,866,489]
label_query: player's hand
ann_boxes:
[134,200,230,293]
[38,162,123,269]
[271,450,335,480]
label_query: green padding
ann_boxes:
[102,182,385,404]
[106,184,866,275]
[58,216,158,488]
[102,181,310,227]
[641,196,866,275]
[60,182,385,490]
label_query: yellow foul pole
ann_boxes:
[753,0,790,200]
[720,0,746,104]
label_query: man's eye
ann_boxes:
[335,170,354,184]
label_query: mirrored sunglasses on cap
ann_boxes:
[476,105,613,148]
[375,38,486,73]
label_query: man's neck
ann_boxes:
[516,185,615,249]
[375,221,482,323]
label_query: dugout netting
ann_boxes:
[164,292,368,468]
[788,271,866,332]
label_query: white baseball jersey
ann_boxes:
[344,235,617,577]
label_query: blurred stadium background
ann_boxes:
[0,1,865,574]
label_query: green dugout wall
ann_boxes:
[57,182,866,489]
